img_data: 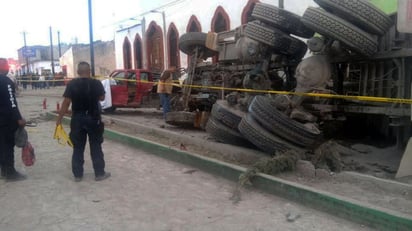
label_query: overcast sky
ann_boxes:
[0,0,166,59]
[1,0,316,59]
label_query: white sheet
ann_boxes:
[100,79,112,109]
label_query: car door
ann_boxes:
[135,71,154,104]
[110,71,129,106]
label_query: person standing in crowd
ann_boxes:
[38,75,45,89]
[0,58,26,181]
[56,61,110,182]
[22,74,28,90]
[157,68,175,120]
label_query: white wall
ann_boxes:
[32,60,62,75]
[60,47,75,78]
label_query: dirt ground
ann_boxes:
[20,87,412,218]
[2,88,382,231]
[102,112,412,217]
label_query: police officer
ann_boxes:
[56,61,110,182]
[0,58,26,181]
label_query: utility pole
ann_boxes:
[88,0,95,76]
[22,31,29,74]
[49,26,55,76]
[57,30,62,57]
[279,0,284,9]
[161,11,167,70]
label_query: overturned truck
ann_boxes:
[167,1,412,160]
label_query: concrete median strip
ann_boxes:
[47,112,412,230]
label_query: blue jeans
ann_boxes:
[159,93,171,120]
[70,113,105,177]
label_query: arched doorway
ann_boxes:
[211,6,230,33]
[185,15,202,65]
[186,15,202,32]
[168,23,180,69]
[134,34,143,69]
[211,6,230,63]
[146,21,164,74]
[242,0,260,24]
[123,37,132,69]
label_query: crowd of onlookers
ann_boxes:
[12,72,66,91]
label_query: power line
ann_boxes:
[112,0,186,25]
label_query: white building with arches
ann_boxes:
[114,0,316,74]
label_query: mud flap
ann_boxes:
[396,137,412,178]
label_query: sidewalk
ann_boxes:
[0,89,374,230]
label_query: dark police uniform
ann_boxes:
[63,77,106,178]
[0,73,23,176]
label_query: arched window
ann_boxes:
[168,23,180,69]
[186,15,202,32]
[123,37,132,69]
[241,0,260,24]
[211,6,230,33]
[146,21,164,73]
[185,15,202,65]
[211,6,230,63]
[133,34,143,69]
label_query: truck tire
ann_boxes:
[205,116,250,146]
[179,32,217,58]
[251,2,314,38]
[238,114,296,155]
[165,111,196,127]
[301,7,378,57]
[244,21,307,57]
[248,95,321,148]
[210,100,245,130]
[314,0,392,36]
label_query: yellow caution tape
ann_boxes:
[53,124,73,147]
[22,76,412,104]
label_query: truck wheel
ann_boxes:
[179,32,217,58]
[210,100,245,130]
[238,114,297,155]
[314,0,392,36]
[244,21,307,57]
[205,116,250,146]
[252,2,314,38]
[301,7,378,57]
[249,96,321,148]
[165,111,196,127]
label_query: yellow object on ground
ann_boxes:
[53,125,73,147]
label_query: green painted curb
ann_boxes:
[48,112,412,230]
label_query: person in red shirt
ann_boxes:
[0,58,26,181]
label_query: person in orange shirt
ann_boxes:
[157,68,174,120]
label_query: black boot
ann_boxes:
[4,167,26,182]
[0,167,4,179]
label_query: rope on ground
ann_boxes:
[230,150,301,204]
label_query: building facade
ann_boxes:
[17,45,70,76]
[60,40,116,77]
[114,0,317,74]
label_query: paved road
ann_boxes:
[0,88,376,230]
